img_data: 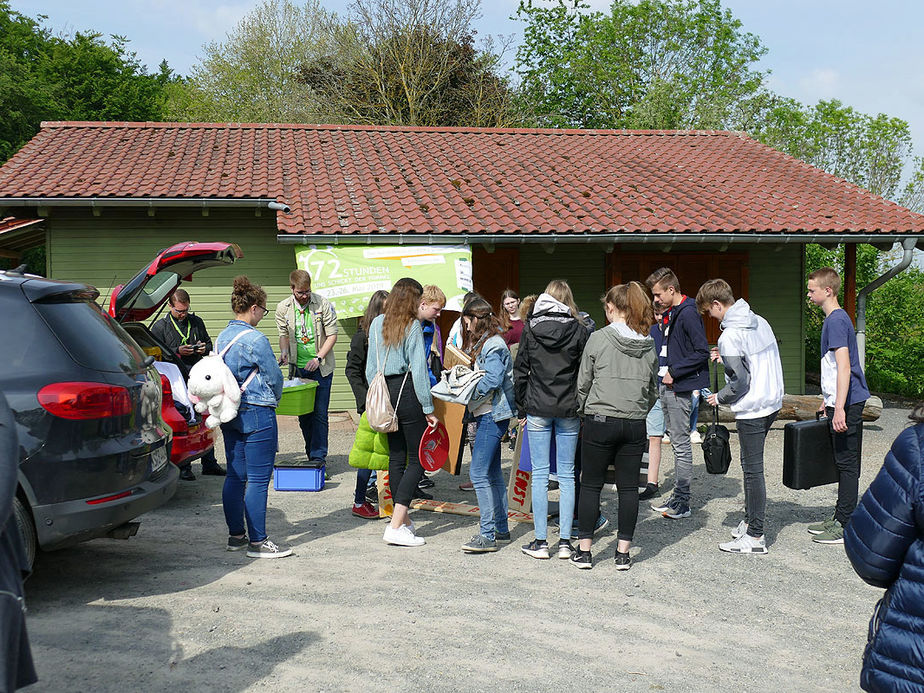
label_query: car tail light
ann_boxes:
[38,382,133,420]
[159,374,187,432]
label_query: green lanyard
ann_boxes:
[170,315,191,345]
[296,306,313,344]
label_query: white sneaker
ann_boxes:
[731,520,748,539]
[383,524,425,547]
[719,533,767,554]
[689,430,702,444]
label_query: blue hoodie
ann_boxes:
[664,297,709,393]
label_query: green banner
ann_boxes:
[293,245,473,318]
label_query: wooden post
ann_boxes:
[844,243,857,323]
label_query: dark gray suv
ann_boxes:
[1,269,177,568]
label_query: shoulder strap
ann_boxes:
[218,326,257,392]
[218,327,252,358]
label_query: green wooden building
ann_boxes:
[1,122,922,411]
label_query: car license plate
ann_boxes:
[151,445,168,472]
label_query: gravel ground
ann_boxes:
[21,399,918,692]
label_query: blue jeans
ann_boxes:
[469,415,511,540]
[221,404,278,543]
[527,415,580,541]
[295,368,332,462]
[354,468,373,505]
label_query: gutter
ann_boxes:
[276,232,923,245]
[856,237,917,368]
[1,197,291,213]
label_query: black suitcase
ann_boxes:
[782,414,861,489]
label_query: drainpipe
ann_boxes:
[856,237,917,368]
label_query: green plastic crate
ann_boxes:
[275,380,318,416]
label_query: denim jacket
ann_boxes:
[471,335,516,422]
[215,320,283,407]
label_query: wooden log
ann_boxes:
[711,395,882,423]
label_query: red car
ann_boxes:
[108,241,243,468]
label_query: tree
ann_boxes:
[167,0,335,122]
[301,0,518,127]
[513,0,768,129]
[749,96,924,207]
[0,1,172,162]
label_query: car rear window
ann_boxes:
[34,299,148,373]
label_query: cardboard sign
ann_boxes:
[432,399,466,475]
[507,425,532,514]
[377,472,394,518]
[409,498,534,524]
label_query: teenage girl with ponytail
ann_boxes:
[572,282,658,570]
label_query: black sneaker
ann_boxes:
[413,488,433,501]
[179,465,196,481]
[521,539,550,559]
[614,550,632,571]
[548,479,560,491]
[556,539,576,559]
[638,482,659,500]
[570,549,592,569]
[495,531,511,544]
[365,485,378,504]
[202,463,227,476]
[418,475,435,489]
[226,535,248,551]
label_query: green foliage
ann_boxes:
[513,0,768,129]
[804,244,923,398]
[167,0,334,122]
[0,1,173,162]
[750,97,920,202]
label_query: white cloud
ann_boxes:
[798,67,841,100]
[149,0,251,39]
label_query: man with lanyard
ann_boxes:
[151,289,226,480]
[276,270,339,468]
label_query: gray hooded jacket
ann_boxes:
[577,322,659,419]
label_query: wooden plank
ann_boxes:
[409,498,534,524]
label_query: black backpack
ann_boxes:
[701,365,732,474]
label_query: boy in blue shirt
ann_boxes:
[806,267,870,544]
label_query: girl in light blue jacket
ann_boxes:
[215,276,290,560]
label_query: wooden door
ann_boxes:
[606,251,748,343]
[437,246,519,339]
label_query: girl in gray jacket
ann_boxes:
[573,282,659,570]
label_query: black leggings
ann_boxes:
[385,373,428,507]
[578,416,647,542]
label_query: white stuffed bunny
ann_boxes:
[187,355,243,429]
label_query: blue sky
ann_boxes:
[10,0,924,146]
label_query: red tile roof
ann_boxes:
[1,121,922,236]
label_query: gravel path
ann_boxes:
[22,401,917,692]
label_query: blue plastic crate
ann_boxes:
[273,461,325,492]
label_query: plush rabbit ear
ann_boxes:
[223,367,242,405]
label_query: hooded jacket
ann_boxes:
[577,322,659,419]
[844,423,924,692]
[663,296,709,393]
[513,293,589,418]
[715,299,784,419]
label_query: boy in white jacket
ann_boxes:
[696,279,784,554]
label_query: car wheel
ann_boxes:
[13,496,36,571]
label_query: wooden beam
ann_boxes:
[844,243,857,323]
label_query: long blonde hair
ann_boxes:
[544,279,585,325]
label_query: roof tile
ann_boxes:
[0,122,922,235]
